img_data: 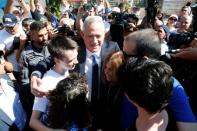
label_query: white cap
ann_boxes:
[169,14,178,20]
[111,7,120,13]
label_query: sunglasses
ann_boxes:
[169,17,177,21]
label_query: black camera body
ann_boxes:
[110,12,139,30]
[168,32,197,49]
[109,12,139,49]
[58,25,74,37]
[110,12,127,25]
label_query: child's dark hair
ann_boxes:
[48,72,92,129]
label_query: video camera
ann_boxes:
[110,12,139,28]
[58,24,75,37]
[109,12,139,49]
[168,32,197,49]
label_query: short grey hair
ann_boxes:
[125,28,161,59]
[82,16,105,31]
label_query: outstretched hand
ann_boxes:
[31,76,48,97]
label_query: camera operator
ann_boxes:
[110,12,139,49]
[124,13,139,36]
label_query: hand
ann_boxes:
[171,47,197,61]
[31,75,46,97]
[128,23,136,28]
[190,38,197,48]
[19,34,27,49]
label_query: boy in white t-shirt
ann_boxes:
[29,35,78,131]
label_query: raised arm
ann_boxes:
[30,0,36,12]
[172,47,197,61]
[18,0,30,19]
[4,0,14,14]
[30,56,54,97]
[75,5,85,35]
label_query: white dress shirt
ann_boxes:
[85,49,101,101]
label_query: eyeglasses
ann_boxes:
[169,17,177,22]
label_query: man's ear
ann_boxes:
[54,57,59,64]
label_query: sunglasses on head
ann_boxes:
[169,17,177,21]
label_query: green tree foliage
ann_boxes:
[48,0,61,16]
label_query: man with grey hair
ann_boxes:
[30,15,119,129]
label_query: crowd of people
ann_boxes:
[0,0,197,131]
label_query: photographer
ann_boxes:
[110,12,139,49]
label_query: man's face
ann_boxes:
[123,39,137,56]
[58,49,78,70]
[82,22,105,53]
[5,22,19,35]
[31,28,48,47]
[86,7,95,16]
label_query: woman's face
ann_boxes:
[179,16,192,31]
[168,17,177,26]
[181,7,190,16]
[104,61,116,82]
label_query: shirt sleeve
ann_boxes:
[31,56,54,78]
[33,97,48,113]
[168,78,197,122]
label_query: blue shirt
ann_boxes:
[0,0,6,9]
[120,78,197,130]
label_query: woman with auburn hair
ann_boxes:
[101,51,125,130]
[103,51,124,84]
